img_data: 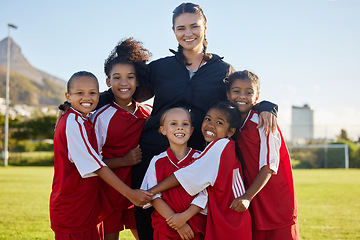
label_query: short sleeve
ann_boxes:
[66,115,105,178]
[141,156,162,205]
[191,189,208,212]
[174,139,229,196]
[91,105,114,152]
[258,125,281,174]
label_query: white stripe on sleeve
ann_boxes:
[175,139,229,196]
[232,168,245,198]
[66,114,105,178]
[258,126,281,174]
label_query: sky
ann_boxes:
[1,0,360,141]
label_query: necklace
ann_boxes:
[188,54,205,72]
[196,52,206,69]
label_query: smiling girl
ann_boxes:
[226,71,299,240]
[50,71,152,240]
[141,108,207,240]
[91,38,153,240]
[148,102,252,240]
[97,3,277,239]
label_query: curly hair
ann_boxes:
[104,37,152,102]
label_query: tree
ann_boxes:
[337,129,349,141]
[11,115,57,141]
[335,129,360,168]
[0,114,22,149]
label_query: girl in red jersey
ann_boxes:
[50,71,152,240]
[141,107,207,240]
[90,38,153,240]
[148,102,252,240]
[226,70,299,240]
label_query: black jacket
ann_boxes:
[99,52,277,153]
[141,53,236,152]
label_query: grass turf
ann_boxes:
[0,167,359,239]
[294,169,360,239]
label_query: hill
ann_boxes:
[0,37,66,106]
[0,66,65,106]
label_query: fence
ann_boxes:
[288,144,349,169]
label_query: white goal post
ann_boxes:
[288,144,349,169]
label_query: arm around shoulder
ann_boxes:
[254,101,278,135]
[254,100,278,117]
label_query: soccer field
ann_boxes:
[0,167,359,240]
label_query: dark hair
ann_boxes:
[224,70,260,93]
[59,71,98,110]
[208,101,244,166]
[171,2,212,65]
[104,37,152,102]
[67,71,98,93]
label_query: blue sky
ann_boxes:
[1,0,360,140]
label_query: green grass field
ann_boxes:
[8,151,54,166]
[0,167,359,240]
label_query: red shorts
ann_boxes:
[54,222,104,240]
[153,229,204,240]
[253,222,300,240]
[103,207,136,234]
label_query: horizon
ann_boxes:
[1,0,360,141]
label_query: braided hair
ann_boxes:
[171,2,212,65]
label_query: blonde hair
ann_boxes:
[159,107,192,133]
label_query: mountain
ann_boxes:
[0,37,66,106]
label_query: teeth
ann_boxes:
[205,131,215,136]
[120,89,129,92]
[237,102,246,105]
[175,133,185,138]
[184,39,195,42]
[81,103,91,107]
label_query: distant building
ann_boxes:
[291,104,314,144]
[0,97,57,118]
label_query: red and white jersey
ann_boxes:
[237,109,298,230]
[50,108,112,233]
[174,138,252,240]
[91,101,151,211]
[92,101,151,159]
[141,148,207,239]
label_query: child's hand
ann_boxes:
[123,146,142,166]
[177,223,195,240]
[166,213,187,230]
[257,111,277,136]
[229,196,250,212]
[128,189,152,207]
